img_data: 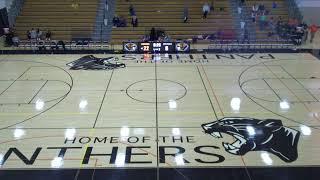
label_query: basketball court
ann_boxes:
[0,53,319,179]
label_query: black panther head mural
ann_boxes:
[201,117,300,163]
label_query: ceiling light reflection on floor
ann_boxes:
[261,152,273,165]
[280,101,290,110]
[175,155,185,166]
[51,157,64,168]
[13,128,25,139]
[65,128,76,140]
[230,98,241,112]
[115,153,125,167]
[35,99,45,111]
[300,125,312,136]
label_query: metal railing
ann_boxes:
[15,40,112,51]
[208,39,295,50]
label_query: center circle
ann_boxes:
[126,79,187,103]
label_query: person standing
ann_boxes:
[183,7,188,23]
[129,5,135,16]
[26,30,31,41]
[259,14,266,30]
[251,12,256,23]
[309,23,318,43]
[237,6,242,15]
[202,3,210,19]
[240,20,246,30]
[30,28,37,41]
[210,0,214,11]
[272,1,277,9]
[131,16,138,27]
[36,28,42,41]
[45,30,52,41]
[302,23,308,44]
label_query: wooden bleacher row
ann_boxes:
[111,0,236,44]
[14,0,98,41]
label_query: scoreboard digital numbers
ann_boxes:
[123,42,189,53]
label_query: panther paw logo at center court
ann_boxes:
[201,117,300,163]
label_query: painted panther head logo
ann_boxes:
[201,117,300,162]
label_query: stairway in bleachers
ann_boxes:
[14,0,99,41]
[110,0,235,44]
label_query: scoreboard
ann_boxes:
[123,42,190,53]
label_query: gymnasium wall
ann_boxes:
[0,0,14,10]
[295,0,320,24]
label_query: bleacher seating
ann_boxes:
[14,0,98,41]
[111,0,236,44]
[245,0,289,40]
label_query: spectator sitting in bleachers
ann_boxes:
[118,16,127,27]
[26,30,31,41]
[45,30,52,41]
[258,4,265,13]
[12,34,20,47]
[141,35,150,42]
[113,15,120,27]
[163,35,172,42]
[36,29,42,41]
[252,4,258,14]
[150,27,157,41]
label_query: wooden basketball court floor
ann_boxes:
[0,53,319,179]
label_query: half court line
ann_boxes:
[92,70,114,128]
